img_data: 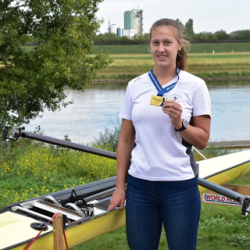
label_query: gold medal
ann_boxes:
[150,95,167,106]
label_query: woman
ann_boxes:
[107,18,211,250]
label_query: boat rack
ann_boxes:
[10,195,113,228]
[14,200,83,222]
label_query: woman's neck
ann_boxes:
[153,65,178,86]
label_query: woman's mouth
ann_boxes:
[157,55,168,60]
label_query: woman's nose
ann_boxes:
[158,43,165,52]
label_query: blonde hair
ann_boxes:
[149,18,190,70]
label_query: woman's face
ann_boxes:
[150,26,183,70]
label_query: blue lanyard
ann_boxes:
[148,67,180,96]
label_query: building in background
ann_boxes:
[117,27,122,37]
[122,29,138,39]
[107,20,117,34]
[110,24,117,34]
[123,9,143,38]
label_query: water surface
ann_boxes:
[23,80,250,144]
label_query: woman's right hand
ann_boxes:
[107,188,126,212]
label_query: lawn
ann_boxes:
[93,43,250,54]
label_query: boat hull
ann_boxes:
[1,209,125,250]
[198,150,250,193]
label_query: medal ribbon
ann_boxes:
[148,67,180,96]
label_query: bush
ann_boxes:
[0,128,118,209]
[93,118,121,152]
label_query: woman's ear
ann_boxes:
[147,43,151,53]
[178,40,183,51]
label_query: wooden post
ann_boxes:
[53,213,64,250]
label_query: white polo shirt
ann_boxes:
[119,70,211,181]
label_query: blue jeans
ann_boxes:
[126,174,201,250]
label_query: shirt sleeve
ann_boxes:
[192,81,211,117]
[119,83,133,120]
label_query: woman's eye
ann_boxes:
[165,41,171,45]
[153,41,159,45]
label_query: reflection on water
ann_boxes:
[24,83,127,144]
[207,80,250,142]
[23,80,250,144]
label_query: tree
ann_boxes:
[0,0,112,128]
[214,30,229,40]
[94,32,121,44]
[230,30,250,41]
[184,19,194,39]
[176,19,185,34]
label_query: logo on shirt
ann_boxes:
[134,77,142,83]
[171,94,181,103]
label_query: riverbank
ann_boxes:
[92,75,250,83]
[93,43,250,54]
[22,43,250,54]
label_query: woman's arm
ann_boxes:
[162,100,211,149]
[107,119,135,211]
[178,115,211,149]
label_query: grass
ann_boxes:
[22,43,250,54]
[95,52,250,78]
[92,43,250,54]
[187,53,250,74]
[20,46,37,52]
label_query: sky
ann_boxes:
[96,0,250,34]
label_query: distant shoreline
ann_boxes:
[22,43,250,54]
[92,75,250,83]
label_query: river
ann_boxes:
[23,79,250,144]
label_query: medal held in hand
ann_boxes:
[150,95,167,106]
[148,67,180,107]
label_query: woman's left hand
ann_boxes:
[162,100,183,129]
[163,100,211,149]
